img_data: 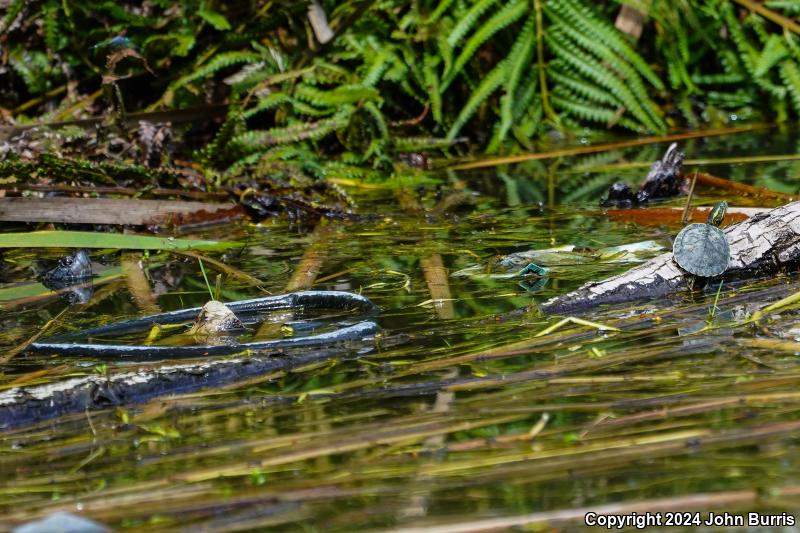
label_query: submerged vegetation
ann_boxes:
[4,0,800,196]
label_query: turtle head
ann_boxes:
[707,201,727,227]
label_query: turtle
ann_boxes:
[672,201,730,277]
[187,300,246,338]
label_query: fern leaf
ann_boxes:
[722,4,758,75]
[550,90,612,123]
[548,65,619,106]
[422,54,443,123]
[547,11,664,131]
[442,0,528,90]
[447,59,507,140]
[163,51,261,104]
[230,111,351,153]
[428,0,458,23]
[294,84,380,108]
[361,46,393,87]
[546,30,660,132]
[0,0,25,34]
[780,59,800,112]
[291,100,339,117]
[446,0,499,48]
[754,35,788,78]
[493,12,536,150]
[242,93,292,120]
[393,136,463,151]
[548,0,664,91]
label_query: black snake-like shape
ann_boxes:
[29,291,380,359]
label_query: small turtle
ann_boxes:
[41,249,93,283]
[187,300,245,338]
[673,201,730,277]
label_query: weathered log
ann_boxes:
[0,344,373,429]
[541,201,800,314]
[0,197,243,226]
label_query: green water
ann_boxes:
[2,132,800,531]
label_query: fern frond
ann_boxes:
[446,59,507,140]
[291,100,339,117]
[294,84,380,108]
[780,59,800,112]
[428,0,458,23]
[442,0,528,90]
[163,51,261,104]
[721,4,758,75]
[393,136,462,151]
[754,35,789,77]
[242,93,292,120]
[361,46,393,87]
[493,12,536,150]
[0,0,24,34]
[548,65,620,106]
[692,72,745,85]
[547,11,664,131]
[546,30,660,132]
[548,0,664,91]
[446,0,499,48]
[551,90,643,133]
[230,111,351,153]
[422,54,443,123]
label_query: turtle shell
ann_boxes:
[672,223,730,277]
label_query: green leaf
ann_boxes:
[447,59,507,140]
[198,6,231,31]
[0,231,239,251]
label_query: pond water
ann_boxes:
[2,131,800,531]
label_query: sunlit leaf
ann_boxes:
[0,231,240,251]
[198,6,231,31]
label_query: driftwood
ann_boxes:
[0,197,243,226]
[541,201,800,314]
[0,344,372,429]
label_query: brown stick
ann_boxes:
[693,171,795,201]
[420,255,455,320]
[121,255,160,315]
[733,0,800,35]
[449,124,773,171]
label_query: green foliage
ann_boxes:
[6,0,800,182]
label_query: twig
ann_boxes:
[534,0,559,125]
[733,0,800,35]
[681,171,698,225]
[449,123,773,171]
[0,306,70,365]
[535,316,621,337]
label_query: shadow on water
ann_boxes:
[2,131,800,530]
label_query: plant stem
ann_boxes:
[534,0,559,125]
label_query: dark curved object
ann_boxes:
[29,321,379,359]
[28,291,380,358]
[601,143,685,207]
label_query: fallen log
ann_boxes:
[0,342,374,429]
[0,197,244,226]
[541,201,800,314]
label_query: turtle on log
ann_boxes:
[672,201,730,277]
